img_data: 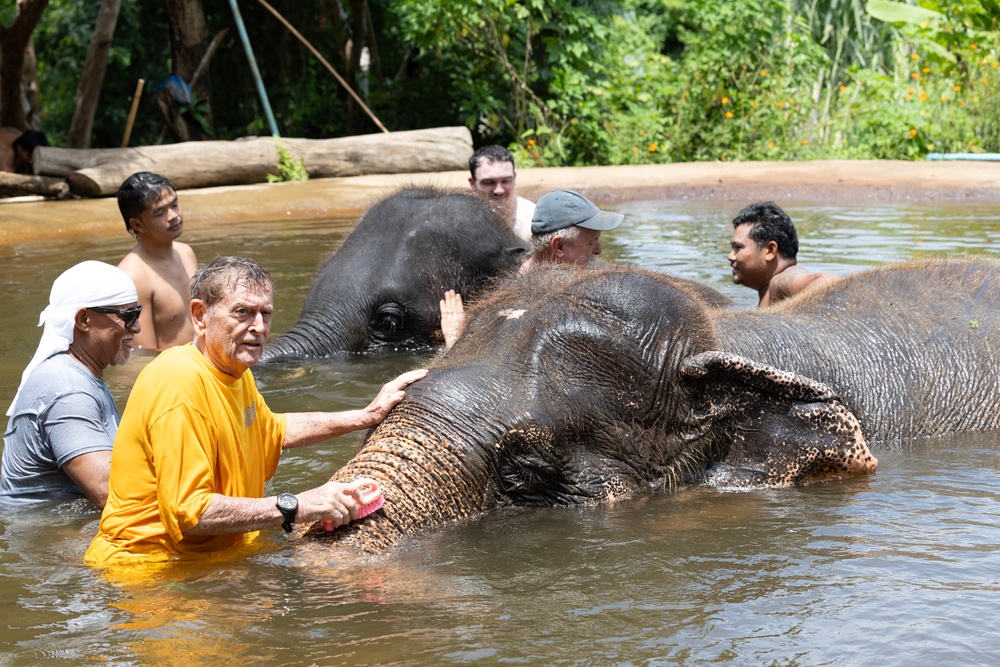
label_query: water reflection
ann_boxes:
[1,199,999,664]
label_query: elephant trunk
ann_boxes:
[304,405,500,554]
[262,317,352,362]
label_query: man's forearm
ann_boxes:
[283,410,375,449]
[184,494,285,535]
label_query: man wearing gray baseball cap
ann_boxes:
[440,190,624,349]
[525,189,624,270]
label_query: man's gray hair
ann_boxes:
[531,224,580,254]
[190,256,274,308]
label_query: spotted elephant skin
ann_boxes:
[261,186,528,360]
[298,258,998,556]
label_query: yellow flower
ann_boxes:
[971,44,978,50]
[528,139,535,146]
[960,100,966,106]
[721,154,728,160]
[906,88,915,94]
[776,102,784,108]
[922,67,930,73]
[968,141,974,147]
[632,146,639,152]
[767,141,775,148]
[909,129,917,137]
[839,85,847,92]
[905,96,912,102]
[911,72,920,79]
[648,143,657,152]
[918,92,928,101]
[760,70,768,77]
[910,53,920,60]
[721,97,730,105]
[751,101,758,107]
[984,78,990,84]
[801,139,808,145]
[724,111,734,118]
[993,62,999,69]
[954,85,961,92]
[940,95,949,102]
[981,60,988,66]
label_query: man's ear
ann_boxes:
[190,299,207,334]
[550,235,565,258]
[468,177,476,189]
[74,307,92,332]
[764,239,779,261]
[128,216,145,235]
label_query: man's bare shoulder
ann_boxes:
[118,247,153,275]
[768,265,838,305]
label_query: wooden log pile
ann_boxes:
[21,126,472,199]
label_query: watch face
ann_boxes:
[277,493,297,512]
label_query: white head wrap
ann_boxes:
[7,261,138,416]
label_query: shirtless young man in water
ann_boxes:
[727,201,838,308]
[117,172,198,351]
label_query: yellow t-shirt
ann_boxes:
[85,343,287,565]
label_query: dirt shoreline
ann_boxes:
[1,159,997,244]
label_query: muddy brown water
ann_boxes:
[1,191,1000,665]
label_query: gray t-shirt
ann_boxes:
[1,353,119,504]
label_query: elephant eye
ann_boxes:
[370,303,408,341]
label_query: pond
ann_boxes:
[2,196,1000,665]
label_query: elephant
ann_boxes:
[261,186,529,360]
[297,258,1000,557]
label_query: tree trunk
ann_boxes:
[0,0,49,129]
[22,39,42,130]
[66,0,123,149]
[37,126,473,197]
[0,171,69,198]
[162,0,211,140]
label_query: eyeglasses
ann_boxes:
[88,305,143,329]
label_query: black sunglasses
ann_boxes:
[88,305,143,329]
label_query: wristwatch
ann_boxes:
[276,492,299,533]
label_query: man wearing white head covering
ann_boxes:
[1,261,140,507]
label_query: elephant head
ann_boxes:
[262,186,528,360]
[305,266,874,555]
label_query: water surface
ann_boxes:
[1,198,999,665]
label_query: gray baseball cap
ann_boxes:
[530,190,625,235]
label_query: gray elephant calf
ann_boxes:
[262,186,528,360]
[307,258,999,555]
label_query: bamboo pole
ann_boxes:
[256,0,389,133]
[121,78,145,147]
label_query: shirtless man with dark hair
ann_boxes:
[727,201,838,308]
[117,172,198,351]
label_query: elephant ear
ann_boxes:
[679,351,877,488]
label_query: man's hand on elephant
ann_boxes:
[440,290,466,350]
[299,478,379,529]
[362,369,428,425]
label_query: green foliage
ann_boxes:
[267,139,309,183]
[21,0,1000,162]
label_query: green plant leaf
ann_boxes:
[865,1,945,27]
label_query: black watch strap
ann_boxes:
[276,492,298,533]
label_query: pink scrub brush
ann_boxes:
[321,482,384,531]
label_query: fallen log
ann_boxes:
[35,126,473,198]
[0,172,71,199]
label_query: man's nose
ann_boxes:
[727,250,736,262]
[492,182,505,195]
[248,313,266,333]
[593,241,602,256]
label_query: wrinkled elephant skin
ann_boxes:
[307,259,1000,557]
[262,186,528,359]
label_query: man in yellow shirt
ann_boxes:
[86,256,426,564]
